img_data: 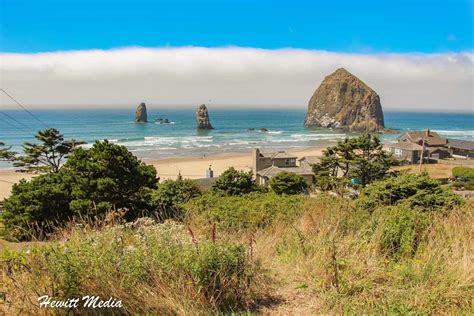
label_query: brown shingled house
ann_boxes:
[397,129,447,147]
[384,142,429,164]
[392,129,451,162]
[445,138,474,158]
[252,149,314,185]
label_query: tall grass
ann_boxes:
[1,194,472,314]
[267,197,473,314]
[0,220,262,314]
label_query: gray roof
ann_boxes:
[446,139,474,151]
[298,156,321,164]
[385,142,425,151]
[257,165,314,178]
[259,151,297,159]
[398,130,447,146]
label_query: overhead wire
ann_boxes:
[0,115,31,133]
[0,110,36,132]
[1,89,49,128]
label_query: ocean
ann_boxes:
[0,109,473,168]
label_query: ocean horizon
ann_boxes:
[1,108,473,168]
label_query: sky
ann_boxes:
[0,0,473,111]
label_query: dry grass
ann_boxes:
[1,195,473,314]
[394,163,454,179]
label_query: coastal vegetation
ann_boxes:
[312,133,397,194]
[0,130,472,314]
[0,142,15,161]
[268,171,308,195]
[13,128,84,173]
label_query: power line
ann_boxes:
[0,179,15,184]
[0,89,48,127]
[0,115,31,134]
[0,111,35,132]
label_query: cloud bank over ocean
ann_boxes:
[1,47,472,112]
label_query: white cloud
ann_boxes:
[0,46,473,112]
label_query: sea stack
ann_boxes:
[196,104,213,129]
[304,68,385,132]
[135,102,148,123]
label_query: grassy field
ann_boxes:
[1,192,472,314]
[393,163,454,179]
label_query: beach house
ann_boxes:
[445,139,474,158]
[252,149,314,185]
[386,129,453,163]
[384,142,429,164]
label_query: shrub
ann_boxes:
[185,192,304,229]
[63,140,158,218]
[0,173,73,240]
[152,178,201,219]
[1,141,158,240]
[210,167,258,196]
[452,166,474,179]
[269,171,308,195]
[357,173,463,212]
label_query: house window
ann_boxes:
[285,158,295,166]
[394,149,402,157]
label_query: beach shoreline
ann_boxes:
[0,146,326,200]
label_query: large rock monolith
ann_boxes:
[304,68,385,132]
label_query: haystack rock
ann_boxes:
[196,104,213,129]
[135,102,148,123]
[304,68,385,132]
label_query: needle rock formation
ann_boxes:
[196,104,213,129]
[304,68,385,132]
[135,102,148,123]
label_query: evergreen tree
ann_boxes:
[269,171,308,195]
[312,134,397,194]
[0,142,15,161]
[211,167,258,196]
[14,128,84,173]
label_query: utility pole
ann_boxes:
[419,138,425,173]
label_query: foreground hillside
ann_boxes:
[1,135,473,314]
[1,191,472,314]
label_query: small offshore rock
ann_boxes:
[135,102,148,123]
[196,104,213,129]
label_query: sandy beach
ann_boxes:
[0,146,325,201]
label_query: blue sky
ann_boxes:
[1,0,472,53]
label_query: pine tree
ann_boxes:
[0,142,15,161]
[13,128,85,173]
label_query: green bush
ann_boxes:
[0,173,73,240]
[185,192,304,229]
[452,166,474,179]
[64,140,157,218]
[152,178,201,219]
[1,141,157,240]
[357,173,463,212]
[210,167,259,196]
[269,171,308,195]
[373,205,431,257]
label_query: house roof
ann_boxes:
[257,165,314,178]
[446,138,474,151]
[385,142,425,151]
[259,151,297,159]
[428,147,450,153]
[298,156,321,164]
[398,130,447,146]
